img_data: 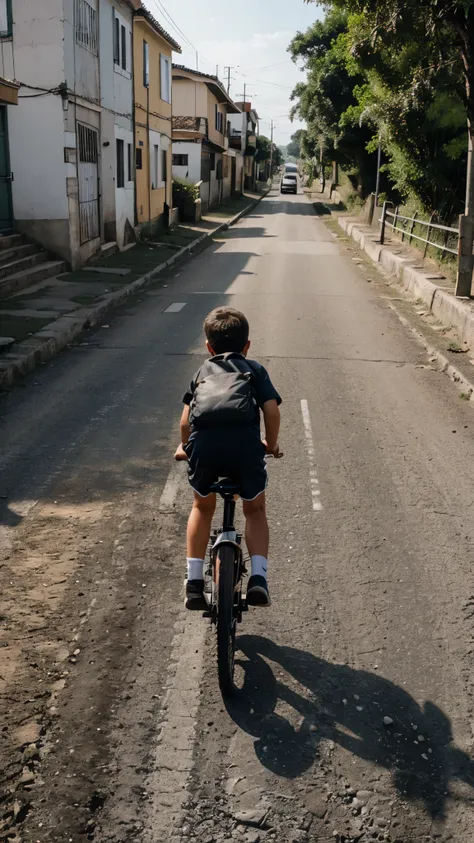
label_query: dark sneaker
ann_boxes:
[185,579,207,610]
[246,575,271,607]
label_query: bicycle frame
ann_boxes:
[204,491,246,617]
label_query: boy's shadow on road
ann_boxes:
[226,635,474,819]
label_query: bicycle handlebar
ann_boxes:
[175,445,283,461]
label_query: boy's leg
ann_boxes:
[187,491,216,560]
[242,493,271,607]
[185,492,216,610]
[242,493,269,557]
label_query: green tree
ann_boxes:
[289,8,376,195]
[256,135,271,162]
[287,129,304,159]
[306,0,474,213]
[273,145,284,170]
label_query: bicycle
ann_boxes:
[176,449,282,698]
[204,477,247,697]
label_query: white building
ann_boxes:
[0,0,137,269]
[171,66,241,212]
[229,103,258,191]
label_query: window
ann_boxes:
[127,143,132,182]
[116,139,124,188]
[160,54,171,103]
[161,149,167,186]
[113,11,129,73]
[75,0,98,54]
[215,106,224,134]
[152,144,159,189]
[210,153,216,171]
[121,24,126,70]
[143,40,149,88]
[136,148,143,170]
[114,16,120,64]
[173,154,188,167]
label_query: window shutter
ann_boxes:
[114,15,120,64]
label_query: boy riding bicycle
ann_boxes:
[175,307,282,610]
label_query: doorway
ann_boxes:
[0,106,13,233]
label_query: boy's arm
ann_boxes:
[180,404,191,444]
[262,399,282,457]
[175,405,191,460]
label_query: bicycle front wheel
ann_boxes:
[216,544,239,698]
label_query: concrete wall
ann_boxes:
[207,88,227,150]
[172,141,201,182]
[100,0,134,248]
[64,0,99,102]
[172,78,207,118]
[8,0,70,257]
[134,16,174,230]
[209,152,222,208]
[235,153,244,194]
[115,124,134,247]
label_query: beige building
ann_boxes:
[171,66,241,211]
[134,8,181,233]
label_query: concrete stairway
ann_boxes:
[0,234,67,300]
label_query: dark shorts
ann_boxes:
[185,427,267,501]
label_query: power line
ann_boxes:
[150,1,216,70]
[255,79,293,90]
[150,0,195,52]
[245,60,294,72]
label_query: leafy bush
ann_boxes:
[172,177,200,206]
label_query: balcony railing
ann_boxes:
[172,116,208,136]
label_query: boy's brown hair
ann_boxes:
[204,307,250,355]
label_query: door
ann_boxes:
[0,106,13,233]
[231,156,236,194]
[77,122,100,243]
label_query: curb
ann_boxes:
[336,215,474,402]
[337,216,474,352]
[0,190,269,389]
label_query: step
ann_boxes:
[100,241,118,259]
[0,242,38,268]
[0,260,67,299]
[0,251,48,281]
[0,234,23,252]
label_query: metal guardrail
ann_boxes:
[379,202,459,259]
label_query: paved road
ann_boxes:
[2,187,474,843]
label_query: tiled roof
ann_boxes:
[172,64,227,95]
[135,5,182,52]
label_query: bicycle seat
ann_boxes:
[210,478,241,498]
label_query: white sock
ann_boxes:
[187,558,204,581]
[251,555,268,579]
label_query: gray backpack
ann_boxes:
[189,355,257,430]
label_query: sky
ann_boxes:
[146,0,321,146]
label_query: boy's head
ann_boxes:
[204,307,250,356]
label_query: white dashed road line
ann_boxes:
[300,399,323,512]
[163,302,187,313]
[158,462,187,512]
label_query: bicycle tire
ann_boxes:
[216,544,239,697]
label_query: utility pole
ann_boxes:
[236,86,255,104]
[269,119,274,179]
[196,51,199,71]
[456,123,474,296]
[374,134,382,208]
[224,66,236,95]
